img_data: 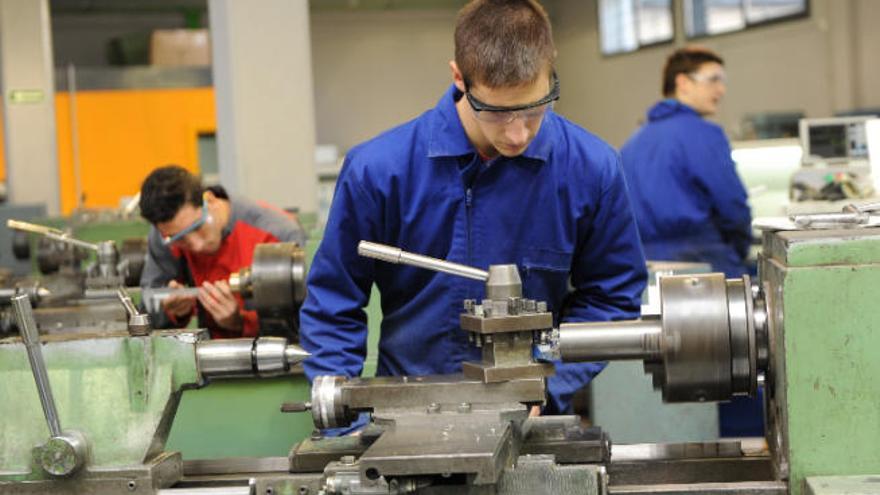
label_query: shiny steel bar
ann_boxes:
[12,294,62,437]
[7,219,99,252]
[558,317,663,362]
[84,286,140,299]
[358,240,489,281]
[790,211,866,227]
[143,286,202,301]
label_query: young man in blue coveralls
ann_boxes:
[620,47,752,278]
[300,0,648,423]
[620,47,760,436]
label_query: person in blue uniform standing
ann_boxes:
[300,0,647,420]
[620,47,752,278]
[621,47,761,436]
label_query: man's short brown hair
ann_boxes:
[662,46,724,97]
[454,0,555,88]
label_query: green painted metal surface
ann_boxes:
[763,228,880,495]
[166,376,314,459]
[767,229,880,267]
[13,214,384,461]
[0,331,201,480]
[806,475,880,494]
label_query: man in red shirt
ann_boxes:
[139,165,306,338]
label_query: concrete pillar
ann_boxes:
[208,0,317,214]
[824,0,858,113]
[0,0,60,214]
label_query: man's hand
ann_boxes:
[198,280,243,331]
[529,405,541,417]
[162,280,195,319]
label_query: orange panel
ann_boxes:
[0,88,215,213]
[55,87,216,214]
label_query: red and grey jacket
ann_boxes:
[140,196,307,339]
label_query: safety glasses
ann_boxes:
[162,207,210,246]
[465,72,560,125]
[688,71,727,85]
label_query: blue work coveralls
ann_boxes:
[620,100,752,277]
[300,85,647,415]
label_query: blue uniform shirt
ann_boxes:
[301,85,647,414]
[620,100,752,277]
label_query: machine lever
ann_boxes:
[116,287,151,336]
[12,294,90,476]
[7,219,100,252]
[358,240,489,281]
[13,294,62,437]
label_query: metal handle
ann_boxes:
[116,286,152,335]
[116,287,139,318]
[358,241,489,281]
[12,294,62,437]
[7,219,99,252]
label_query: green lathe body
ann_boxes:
[762,228,880,495]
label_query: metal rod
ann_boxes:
[358,241,489,281]
[790,212,866,228]
[844,200,880,214]
[558,317,664,362]
[0,286,51,306]
[157,487,253,495]
[138,286,214,315]
[12,294,62,437]
[7,219,99,252]
[84,286,141,299]
[67,62,84,210]
[143,286,202,301]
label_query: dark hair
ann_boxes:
[662,46,724,97]
[455,0,555,88]
[139,165,204,224]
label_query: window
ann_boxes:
[685,0,808,38]
[599,0,674,56]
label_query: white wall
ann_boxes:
[308,1,879,153]
[855,0,880,107]
[310,10,456,152]
[549,0,880,147]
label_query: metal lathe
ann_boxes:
[1,219,878,494]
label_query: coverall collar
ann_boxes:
[648,98,701,121]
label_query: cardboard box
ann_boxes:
[150,29,211,66]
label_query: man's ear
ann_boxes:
[202,189,216,207]
[674,72,691,97]
[450,60,466,93]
